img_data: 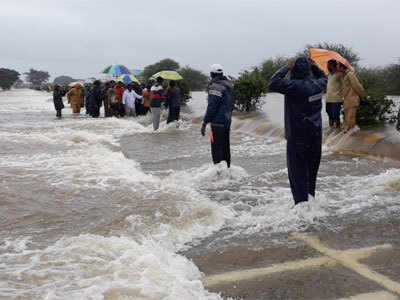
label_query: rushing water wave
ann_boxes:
[0,89,399,299]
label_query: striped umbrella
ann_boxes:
[101,65,131,76]
[117,74,140,84]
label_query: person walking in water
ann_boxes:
[338,62,365,133]
[66,83,84,115]
[141,82,152,115]
[326,59,344,131]
[150,77,165,130]
[201,64,233,168]
[122,83,142,117]
[166,80,181,123]
[53,84,65,118]
[269,57,327,205]
[88,80,103,118]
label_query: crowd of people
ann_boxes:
[53,60,400,206]
[53,77,182,130]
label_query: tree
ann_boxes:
[53,75,75,85]
[25,69,50,88]
[233,68,267,112]
[0,68,20,90]
[141,58,180,80]
[178,66,209,91]
[260,56,289,85]
[298,42,361,68]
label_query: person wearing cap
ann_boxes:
[269,57,327,205]
[150,76,165,130]
[201,64,234,168]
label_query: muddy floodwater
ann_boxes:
[0,89,399,299]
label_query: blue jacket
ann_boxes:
[203,75,233,128]
[269,58,327,141]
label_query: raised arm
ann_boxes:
[268,66,294,95]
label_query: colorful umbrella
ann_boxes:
[152,70,183,80]
[310,48,354,75]
[68,81,83,87]
[117,74,140,84]
[101,65,131,76]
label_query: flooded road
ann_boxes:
[0,89,399,299]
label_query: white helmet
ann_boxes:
[210,64,223,74]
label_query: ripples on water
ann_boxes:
[0,90,399,299]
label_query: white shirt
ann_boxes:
[122,90,142,108]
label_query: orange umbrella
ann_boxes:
[310,48,354,75]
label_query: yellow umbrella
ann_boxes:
[152,70,183,80]
[68,81,83,87]
[116,74,140,84]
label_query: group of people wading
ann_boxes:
[53,60,400,206]
[53,77,181,130]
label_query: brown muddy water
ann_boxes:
[0,89,399,299]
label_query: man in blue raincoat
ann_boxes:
[201,64,234,168]
[269,57,327,205]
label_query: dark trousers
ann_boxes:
[326,102,342,125]
[287,130,322,204]
[103,99,110,117]
[56,109,62,118]
[118,102,125,117]
[210,124,231,168]
[167,106,180,123]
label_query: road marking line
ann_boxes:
[201,244,391,287]
[337,291,399,300]
[202,257,335,287]
[295,234,400,295]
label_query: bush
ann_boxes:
[356,91,396,126]
[233,68,267,112]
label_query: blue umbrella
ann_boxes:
[101,65,131,76]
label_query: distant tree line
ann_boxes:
[232,42,399,126]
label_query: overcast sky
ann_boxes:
[1,0,399,80]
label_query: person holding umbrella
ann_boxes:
[166,80,181,123]
[269,57,327,205]
[326,59,344,130]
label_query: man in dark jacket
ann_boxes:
[88,80,103,118]
[166,80,181,123]
[53,84,65,118]
[397,108,400,132]
[201,64,233,168]
[269,57,327,205]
